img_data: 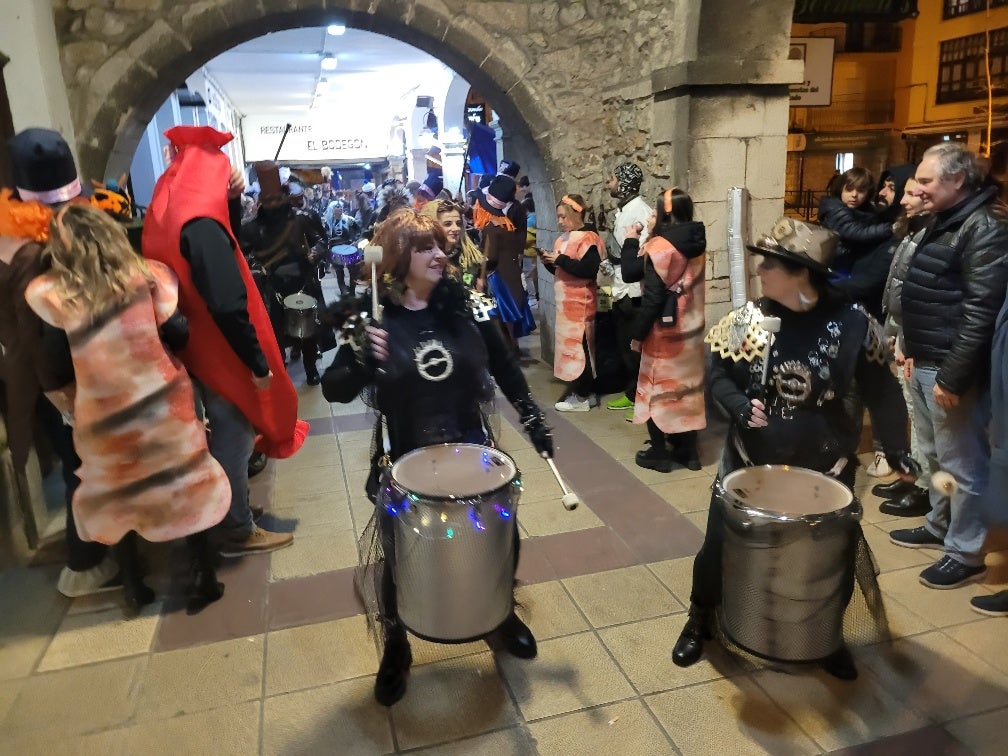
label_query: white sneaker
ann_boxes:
[555,396,591,412]
[57,556,121,598]
[866,451,891,477]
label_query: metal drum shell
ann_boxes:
[717,465,861,663]
[382,444,521,643]
[282,292,318,339]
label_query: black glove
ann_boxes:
[513,394,554,458]
[886,451,922,478]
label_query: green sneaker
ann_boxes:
[625,409,635,423]
[607,395,633,410]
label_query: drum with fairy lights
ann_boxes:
[380,443,521,643]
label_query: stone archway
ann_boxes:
[57,3,555,203]
[52,0,800,348]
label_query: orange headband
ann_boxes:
[663,187,679,214]
[561,194,583,214]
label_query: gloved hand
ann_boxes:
[513,395,554,458]
[886,451,922,479]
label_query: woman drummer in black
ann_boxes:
[321,209,552,706]
[673,217,916,680]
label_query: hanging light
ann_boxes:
[327,24,346,36]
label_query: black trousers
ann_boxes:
[37,399,107,571]
[613,296,642,400]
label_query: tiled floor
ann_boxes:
[2,330,1008,754]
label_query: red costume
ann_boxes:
[142,126,307,458]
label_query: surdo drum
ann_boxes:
[330,243,363,266]
[282,292,318,339]
[716,465,861,663]
[380,443,521,643]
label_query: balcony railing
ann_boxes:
[799,98,896,130]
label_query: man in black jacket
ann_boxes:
[890,142,1008,589]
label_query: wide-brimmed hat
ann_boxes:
[254,161,284,205]
[498,160,520,178]
[417,172,444,200]
[8,128,81,204]
[478,175,516,215]
[747,217,837,275]
[473,174,518,231]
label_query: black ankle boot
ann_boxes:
[116,532,154,613]
[374,628,412,706]
[672,606,711,667]
[497,611,537,659]
[671,432,702,471]
[635,445,673,473]
[820,645,858,680]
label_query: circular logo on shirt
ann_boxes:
[414,339,454,382]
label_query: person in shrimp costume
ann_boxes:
[621,188,708,471]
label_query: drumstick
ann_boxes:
[544,456,580,511]
[759,316,782,391]
[362,245,384,323]
[931,471,958,497]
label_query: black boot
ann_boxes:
[115,532,154,613]
[374,626,412,706]
[820,645,858,680]
[497,611,537,659]
[185,532,225,615]
[636,445,674,473]
[670,431,701,471]
[672,606,711,667]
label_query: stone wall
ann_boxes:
[41,0,799,357]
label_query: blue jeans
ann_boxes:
[196,381,255,540]
[912,366,991,567]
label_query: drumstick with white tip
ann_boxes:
[362,245,384,323]
[931,471,958,497]
[544,456,580,510]
[759,316,782,391]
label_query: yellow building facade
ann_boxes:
[788,0,1008,217]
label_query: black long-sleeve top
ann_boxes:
[322,278,537,460]
[542,241,601,280]
[710,292,908,473]
[181,217,269,377]
[626,222,707,341]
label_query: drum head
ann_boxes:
[331,244,358,257]
[721,465,852,516]
[391,444,517,499]
[283,292,317,310]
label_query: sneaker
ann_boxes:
[919,555,986,589]
[970,590,1008,616]
[866,451,891,477]
[588,393,600,408]
[555,396,590,412]
[57,556,121,598]
[890,525,944,549]
[607,395,633,410]
[220,526,294,557]
[625,410,634,423]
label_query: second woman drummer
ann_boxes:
[673,217,916,680]
[321,209,552,707]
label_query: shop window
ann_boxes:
[944,0,1008,20]
[937,26,1008,104]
